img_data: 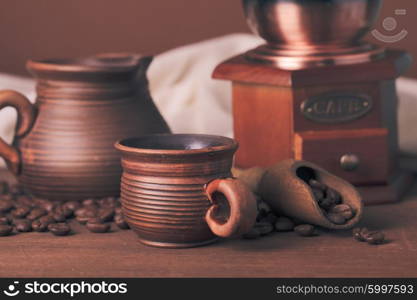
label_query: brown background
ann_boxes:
[0,0,416,77]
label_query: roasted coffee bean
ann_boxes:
[87,217,102,224]
[48,223,71,236]
[242,228,261,239]
[32,219,49,232]
[309,179,327,191]
[0,199,14,213]
[329,204,354,220]
[76,216,91,224]
[82,198,97,207]
[98,208,115,222]
[0,225,13,236]
[39,215,55,225]
[98,197,118,208]
[11,206,31,218]
[326,213,346,225]
[114,214,129,230]
[353,227,370,242]
[352,227,363,241]
[32,198,55,212]
[365,231,386,245]
[15,195,34,207]
[318,197,334,210]
[63,201,81,212]
[54,205,73,218]
[261,212,278,225]
[14,219,32,232]
[254,221,274,236]
[52,211,67,222]
[75,207,97,218]
[326,188,342,204]
[62,206,74,218]
[74,208,97,225]
[27,208,48,221]
[74,207,86,217]
[294,224,317,237]
[86,218,110,233]
[257,201,272,216]
[274,217,295,232]
[115,207,123,215]
[312,188,324,200]
[0,181,8,195]
[0,216,10,225]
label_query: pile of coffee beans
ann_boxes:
[243,199,389,244]
[243,198,318,239]
[353,227,386,245]
[0,181,130,237]
[308,179,355,225]
[243,196,386,244]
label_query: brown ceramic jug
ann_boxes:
[0,53,170,200]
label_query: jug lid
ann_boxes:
[26,53,151,82]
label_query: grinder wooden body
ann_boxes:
[213,50,413,205]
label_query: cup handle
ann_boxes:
[205,178,257,238]
[0,90,36,175]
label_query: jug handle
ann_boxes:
[0,90,36,175]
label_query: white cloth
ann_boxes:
[148,33,263,136]
[1,33,417,168]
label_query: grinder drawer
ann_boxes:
[294,129,389,185]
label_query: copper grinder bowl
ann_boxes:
[242,0,383,50]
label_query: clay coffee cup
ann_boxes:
[115,134,257,248]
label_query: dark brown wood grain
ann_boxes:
[0,54,170,201]
[1,169,417,278]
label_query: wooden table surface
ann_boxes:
[1,170,417,278]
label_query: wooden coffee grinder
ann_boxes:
[213,0,413,205]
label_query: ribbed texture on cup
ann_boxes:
[118,145,235,248]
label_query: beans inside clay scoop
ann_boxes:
[308,179,355,225]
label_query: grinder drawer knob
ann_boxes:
[340,154,360,171]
